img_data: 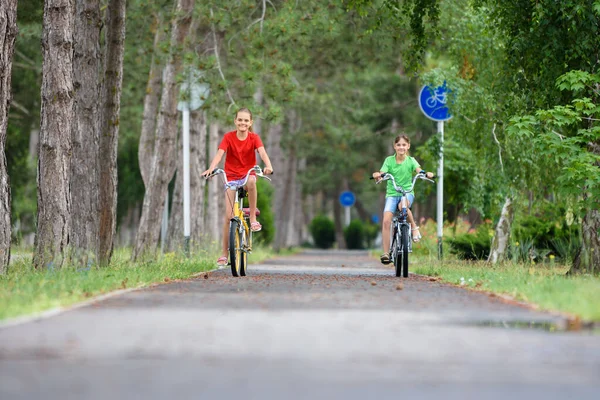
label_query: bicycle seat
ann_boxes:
[243,208,260,217]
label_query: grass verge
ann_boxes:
[412,256,600,322]
[0,246,277,321]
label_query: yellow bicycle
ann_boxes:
[207,166,272,277]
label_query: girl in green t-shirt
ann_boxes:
[372,134,434,264]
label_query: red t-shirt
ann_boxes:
[218,131,264,180]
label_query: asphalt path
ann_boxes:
[1,249,599,399]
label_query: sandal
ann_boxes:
[250,221,262,232]
[380,252,391,265]
[216,256,228,266]
[412,227,422,243]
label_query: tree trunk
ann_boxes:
[488,196,514,264]
[267,123,285,251]
[190,110,207,247]
[70,0,101,266]
[206,121,221,241]
[333,185,347,249]
[167,168,182,252]
[98,0,126,266]
[132,0,195,261]
[0,0,17,273]
[573,208,600,273]
[138,14,165,188]
[34,0,75,270]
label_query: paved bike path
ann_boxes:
[1,250,599,399]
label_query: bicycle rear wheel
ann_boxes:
[239,227,249,276]
[229,220,243,277]
[401,224,409,278]
[393,227,402,277]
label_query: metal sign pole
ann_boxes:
[182,106,191,256]
[437,121,444,260]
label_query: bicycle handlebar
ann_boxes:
[372,171,434,194]
[205,165,272,187]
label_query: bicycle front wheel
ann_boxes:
[394,227,402,277]
[401,224,410,278]
[229,220,243,277]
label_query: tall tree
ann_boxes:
[0,0,18,273]
[70,0,101,266]
[138,12,166,188]
[98,0,127,265]
[34,0,75,269]
[132,0,195,260]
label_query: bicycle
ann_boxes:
[373,171,434,277]
[206,165,272,277]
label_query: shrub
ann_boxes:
[447,224,492,260]
[309,215,336,249]
[253,178,274,245]
[344,220,365,249]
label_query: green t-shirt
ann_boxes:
[380,155,420,197]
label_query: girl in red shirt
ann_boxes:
[202,108,274,266]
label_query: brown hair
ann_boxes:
[235,107,253,120]
[394,134,410,145]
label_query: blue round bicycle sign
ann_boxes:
[418,84,452,122]
[339,191,356,207]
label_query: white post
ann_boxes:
[437,121,444,259]
[345,206,350,227]
[182,107,191,256]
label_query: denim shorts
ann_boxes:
[224,178,246,191]
[384,194,414,213]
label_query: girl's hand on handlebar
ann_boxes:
[201,169,212,178]
[264,167,274,175]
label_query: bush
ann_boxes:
[447,224,492,260]
[344,220,365,249]
[309,215,336,249]
[253,178,275,245]
[512,206,579,261]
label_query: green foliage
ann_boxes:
[309,215,336,249]
[447,224,492,260]
[506,71,600,209]
[254,178,275,245]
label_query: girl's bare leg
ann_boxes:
[246,176,258,224]
[222,190,235,257]
[381,211,393,254]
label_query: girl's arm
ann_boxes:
[415,167,434,179]
[257,147,274,174]
[201,149,225,177]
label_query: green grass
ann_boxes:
[371,219,600,322]
[0,245,277,321]
[411,256,600,322]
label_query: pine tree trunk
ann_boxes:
[573,208,600,273]
[138,14,165,188]
[34,0,75,270]
[167,167,183,252]
[132,0,195,260]
[488,196,514,264]
[206,121,221,242]
[70,0,101,266]
[333,184,347,249]
[267,123,285,251]
[190,110,207,247]
[0,0,17,273]
[98,0,126,266]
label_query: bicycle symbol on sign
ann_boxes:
[426,89,448,109]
